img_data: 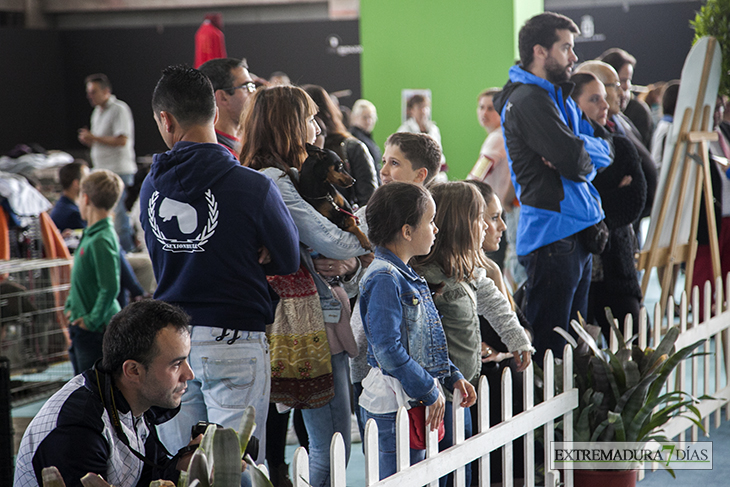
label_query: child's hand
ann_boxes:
[257,246,271,265]
[454,379,477,408]
[512,350,532,372]
[72,317,87,330]
[426,392,445,431]
[481,342,511,363]
[314,257,358,277]
[618,175,633,188]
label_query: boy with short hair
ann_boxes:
[65,169,123,375]
[51,161,89,233]
[379,132,441,185]
[346,131,442,443]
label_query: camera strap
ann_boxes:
[94,368,188,470]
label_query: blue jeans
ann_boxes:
[361,408,426,480]
[157,327,270,464]
[518,234,592,364]
[439,401,472,487]
[117,250,144,308]
[68,325,104,375]
[301,352,352,487]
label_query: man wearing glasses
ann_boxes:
[199,58,257,159]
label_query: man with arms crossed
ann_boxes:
[493,12,612,363]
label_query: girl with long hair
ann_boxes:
[414,181,533,487]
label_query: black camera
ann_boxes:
[190,421,259,460]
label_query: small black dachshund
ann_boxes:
[299,144,371,251]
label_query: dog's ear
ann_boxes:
[301,144,323,175]
[305,143,326,160]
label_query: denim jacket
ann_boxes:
[359,246,464,406]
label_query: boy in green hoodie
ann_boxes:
[65,169,123,374]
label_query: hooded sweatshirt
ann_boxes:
[140,141,299,331]
[493,65,613,256]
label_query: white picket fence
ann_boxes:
[290,346,578,487]
[637,275,730,479]
[288,276,730,487]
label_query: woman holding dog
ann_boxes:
[241,85,369,487]
[303,84,379,208]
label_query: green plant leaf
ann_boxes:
[590,418,610,442]
[187,449,210,487]
[608,411,626,441]
[199,423,218,456]
[213,428,244,487]
[692,0,730,96]
[570,319,607,361]
[590,355,621,406]
[178,470,189,487]
[605,307,627,350]
[645,327,679,371]
[632,391,704,441]
[607,350,628,391]
[553,326,579,348]
[646,338,705,403]
[245,454,275,487]
[238,405,257,455]
[575,400,595,442]
[624,360,640,390]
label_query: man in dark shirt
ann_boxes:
[14,300,198,487]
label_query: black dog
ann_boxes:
[299,144,371,251]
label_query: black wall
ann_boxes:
[1,20,361,156]
[554,1,703,86]
[0,29,67,153]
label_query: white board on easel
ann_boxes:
[640,36,722,305]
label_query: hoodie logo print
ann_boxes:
[148,189,218,253]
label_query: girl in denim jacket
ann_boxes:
[359,182,477,480]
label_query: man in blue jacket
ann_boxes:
[140,65,300,463]
[493,12,613,363]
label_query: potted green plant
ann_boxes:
[553,311,709,487]
[691,0,730,96]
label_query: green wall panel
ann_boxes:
[360,0,542,180]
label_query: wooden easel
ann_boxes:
[639,37,722,311]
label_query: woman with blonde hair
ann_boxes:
[242,85,369,487]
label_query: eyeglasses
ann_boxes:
[226,82,257,94]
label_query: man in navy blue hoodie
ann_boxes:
[140,65,299,463]
[493,13,613,363]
